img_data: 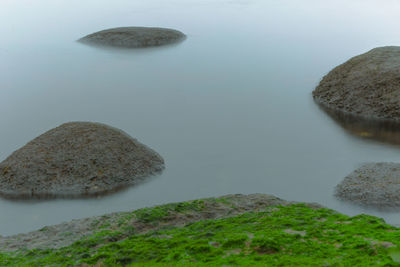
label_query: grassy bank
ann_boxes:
[1,195,400,266]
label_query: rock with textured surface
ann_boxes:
[335,162,400,208]
[78,27,185,48]
[313,46,400,121]
[0,122,164,199]
[0,193,323,251]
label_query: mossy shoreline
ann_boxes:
[1,194,400,266]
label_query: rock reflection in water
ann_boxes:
[316,103,400,146]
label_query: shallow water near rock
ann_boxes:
[2,0,400,236]
[316,104,400,147]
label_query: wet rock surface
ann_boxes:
[313,46,400,121]
[78,27,186,48]
[0,122,164,199]
[335,162,400,208]
[0,194,323,251]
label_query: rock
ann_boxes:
[0,122,164,199]
[313,46,400,121]
[0,193,322,251]
[78,27,186,48]
[335,162,400,208]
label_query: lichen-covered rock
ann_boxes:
[313,46,400,121]
[335,162,400,208]
[78,27,185,48]
[0,122,164,199]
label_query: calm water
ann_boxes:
[2,0,400,236]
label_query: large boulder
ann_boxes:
[313,46,400,121]
[78,27,186,48]
[335,162,400,208]
[0,122,164,199]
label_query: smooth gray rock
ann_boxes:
[0,122,164,199]
[78,27,185,48]
[335,162,400,208]
[313,46,400,121]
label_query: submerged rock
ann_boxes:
[78,27,185,48]
[313,46,400,121]
[0,122,164,199]
[335,162,400,208]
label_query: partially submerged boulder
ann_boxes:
[78,27,185,48]
[313,46,400,121]
[335,162,400,208]
[0,122,164,199]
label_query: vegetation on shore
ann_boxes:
[1,196,400,266]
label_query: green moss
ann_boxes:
[221,234,248,248]
[164,200,205,213]
[251,237,281,253]
[212,197,230,205]
[134,200,205,224]
[134,206,170,224]
[2,203,400,266]
[38,226,49,232]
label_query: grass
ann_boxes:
[1,202,400,266]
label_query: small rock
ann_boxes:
[78,27,186,48]
[335,162,400,208]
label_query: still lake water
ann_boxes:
[2,0,400,236]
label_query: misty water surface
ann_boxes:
[1,0,400,235]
